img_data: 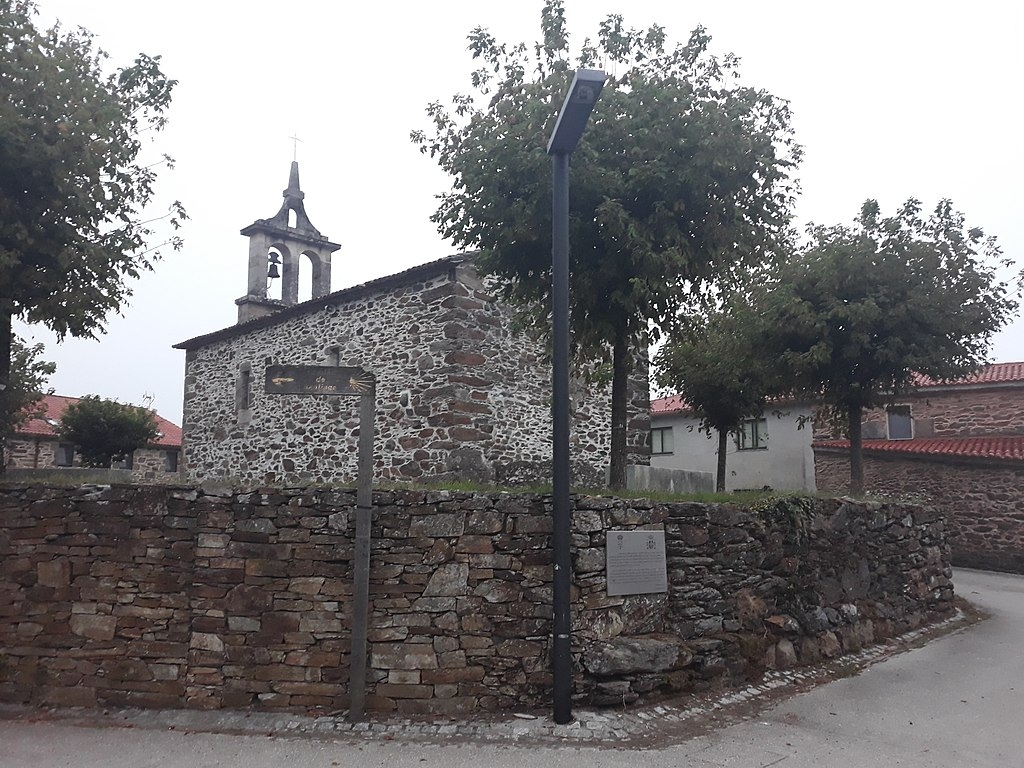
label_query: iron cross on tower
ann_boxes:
[288,133,302,161]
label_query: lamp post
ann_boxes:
[546,68,605,725]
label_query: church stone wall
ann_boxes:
[181,262,649,487]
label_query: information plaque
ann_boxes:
[606,528,668,596]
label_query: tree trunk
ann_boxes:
[608,328,631,491]
[716,428,728,493]
[847,402,864,495]
[0,309,11,475]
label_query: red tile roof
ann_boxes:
[15,395,182,449]
[651,394,690,415]
[813,436,1024,462]
[913,362,1024,388]
[653,362,1024,415]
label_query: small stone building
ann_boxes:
[815,362,1024,572]
[174,163,649,486]
[6,394,182,481]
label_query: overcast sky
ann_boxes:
[17,0,1024,426]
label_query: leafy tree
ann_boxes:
[413,0,801,488]
[756,198,1017,494]
[58,396,158,468]
[0,0,184,470]
[0,335,55,455]
[655,306,773,492]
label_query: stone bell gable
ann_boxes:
[235,161,341,323]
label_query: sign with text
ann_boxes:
[606,528,668,596]
[265,365,374,396]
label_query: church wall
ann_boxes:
[181,262,647,486]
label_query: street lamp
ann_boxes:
[546,68,605,725]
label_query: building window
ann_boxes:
[887,405,913,440]
[55,443,75,467]
[736,418,768,451]
[164,450,179,473]
[651,427,674,455]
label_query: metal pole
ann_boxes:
[348,381,375,722]
[551,151,573,725]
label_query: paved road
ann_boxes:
[4,568,1022,767]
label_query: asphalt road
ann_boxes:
[4,567,1021,767]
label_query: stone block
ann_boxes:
[583,636,681,676]
[70,614,116,641]
[190,633,225,653]
[421,667,485,684]
[454,535,494,554]
[289,577,326,595]
[37,558,71,587]
[409,513,466,537]
[227,616,261,632]
[371,644,438,670]
[422,563,469,596]
[412,597,458,612]
[387,670,421,685]
[774,639,797,668]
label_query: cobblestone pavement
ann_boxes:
[0,606,975,752]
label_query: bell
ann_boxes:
[267,263,281,279]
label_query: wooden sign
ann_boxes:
[265,365,374,396]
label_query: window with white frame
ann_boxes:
[886,405,913,440]
[651,426,674,455]
[736,418,768,450]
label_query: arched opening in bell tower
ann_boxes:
[298,252,314,303]
[267,246,285,301]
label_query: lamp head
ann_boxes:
[547,69,606,155]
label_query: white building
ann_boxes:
[650,395,817,492]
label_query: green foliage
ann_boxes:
[1,335,54,441]
[0,1,184,470]
[754,198,1017,493]
[0,0,185,339]
[58,396,158,468]
[414,0,801,486]
[751,494,816,544]
[655,302,776,490]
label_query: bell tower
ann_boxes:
[235,161,341,323]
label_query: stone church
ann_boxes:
[174,163,649,487]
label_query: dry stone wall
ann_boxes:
[1,482,952,714]
[816,450,1024,573]
[181,260,649,488]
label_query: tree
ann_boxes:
[413,0,801,488]
[0,0,184,471]
[756,198,1017,494]
[0,336,55,456]
[655,305,773,492]
[58,396,158,468]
